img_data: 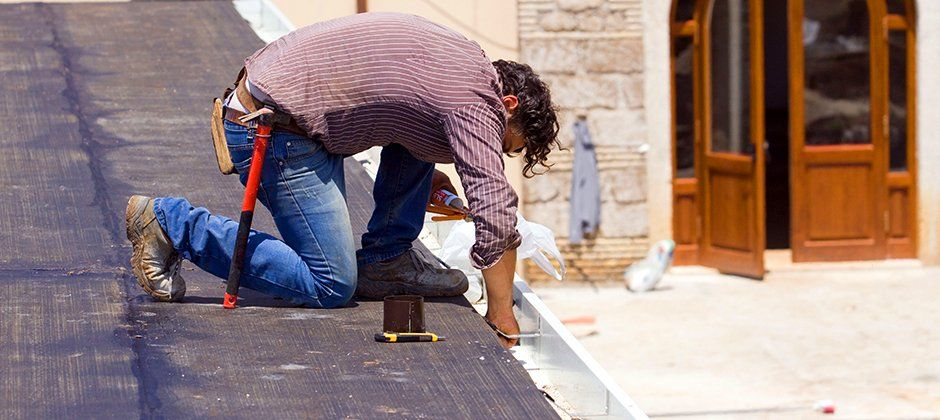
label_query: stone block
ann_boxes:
[538,11,579,32]
[524,169,571,203]
[556,0,605,13]
[618,74,644,108]
[548,75,619,110]
[603,11,637,32]
[600,201,648,237]
[601,166,647,204]
[575,13,605,32]
[520,38,584,74]
[553,110,579,148]
[583,38,644,74]
[522,38,643,76]
[523,200,570,236]
[587,109,647,147]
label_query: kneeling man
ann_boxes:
[124,12,559,345]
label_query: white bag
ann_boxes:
[624,239,675,292]
[515,213,566,281]
[437,213,566,303]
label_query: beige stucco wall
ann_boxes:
[367,0,518,60]
[269,0,356,27]
[267,0,523,200]
[643,0,672,245]
[916,1,940,264]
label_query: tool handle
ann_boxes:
[223,123,271,309]
[374,333,444,343]
[431,214,468,222]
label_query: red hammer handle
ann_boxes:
[223,123,271,309]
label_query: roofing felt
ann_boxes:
[0,2,556,418]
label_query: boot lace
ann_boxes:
[406,250,437,272]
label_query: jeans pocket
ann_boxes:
[277,134,324,163]
[224,121,254,172]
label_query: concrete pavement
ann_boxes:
[534,265,940,418]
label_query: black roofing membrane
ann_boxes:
[0,2,556,418]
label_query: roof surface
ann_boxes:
[0,2,556,418]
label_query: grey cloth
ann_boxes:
[569,119,601,244]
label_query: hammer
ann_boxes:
[223,107,275,309]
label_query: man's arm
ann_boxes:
[481,249,519,348]
[443,103,522,347]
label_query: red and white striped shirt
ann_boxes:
[244,12,520,269]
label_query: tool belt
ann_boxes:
[210,67,306,175]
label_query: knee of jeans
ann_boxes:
[311,259,357,308]
[324,284,355,309]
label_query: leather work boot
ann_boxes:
[356,249,468,299]
[125,195,186,302]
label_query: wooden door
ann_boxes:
[698,0,766,278]
[788,0,888,262]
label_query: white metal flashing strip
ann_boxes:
[513,280,647,419]
[232,2,647,418]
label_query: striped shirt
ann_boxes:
[244,12,520,269]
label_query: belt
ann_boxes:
[223,107,307,136]
[223,69,307,136]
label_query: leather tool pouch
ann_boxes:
[210,69,246,176]
[210,97,236,175]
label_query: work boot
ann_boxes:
[356,249,468,299]
[125,195,186,302]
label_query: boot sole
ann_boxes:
[125,195,179,302]
[354,277,469,299]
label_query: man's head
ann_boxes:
[492,60,560,178]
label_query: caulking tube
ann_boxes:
[431,188,465,211]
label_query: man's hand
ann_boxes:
[430,169,457,198]
[481,248,520,349]
[427,169,468,220]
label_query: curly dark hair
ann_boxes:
[492,60,561,178]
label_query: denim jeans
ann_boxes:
[152,120,433,308]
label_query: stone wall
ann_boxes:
[519,0,649,282]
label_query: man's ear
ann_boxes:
[502,95,519,113]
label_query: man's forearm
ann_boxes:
[481,248,519,337]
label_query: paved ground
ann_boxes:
[534,265,940,419]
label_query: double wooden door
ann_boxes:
[671,0,914,276]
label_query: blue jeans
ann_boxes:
[152,120,434,308]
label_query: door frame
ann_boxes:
[884,0,919,258]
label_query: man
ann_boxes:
[124,12,559,346]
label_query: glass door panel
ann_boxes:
[674,36,697,178]
[803,1,871,145]
[888,30,908,171]
[710,0,751,154]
